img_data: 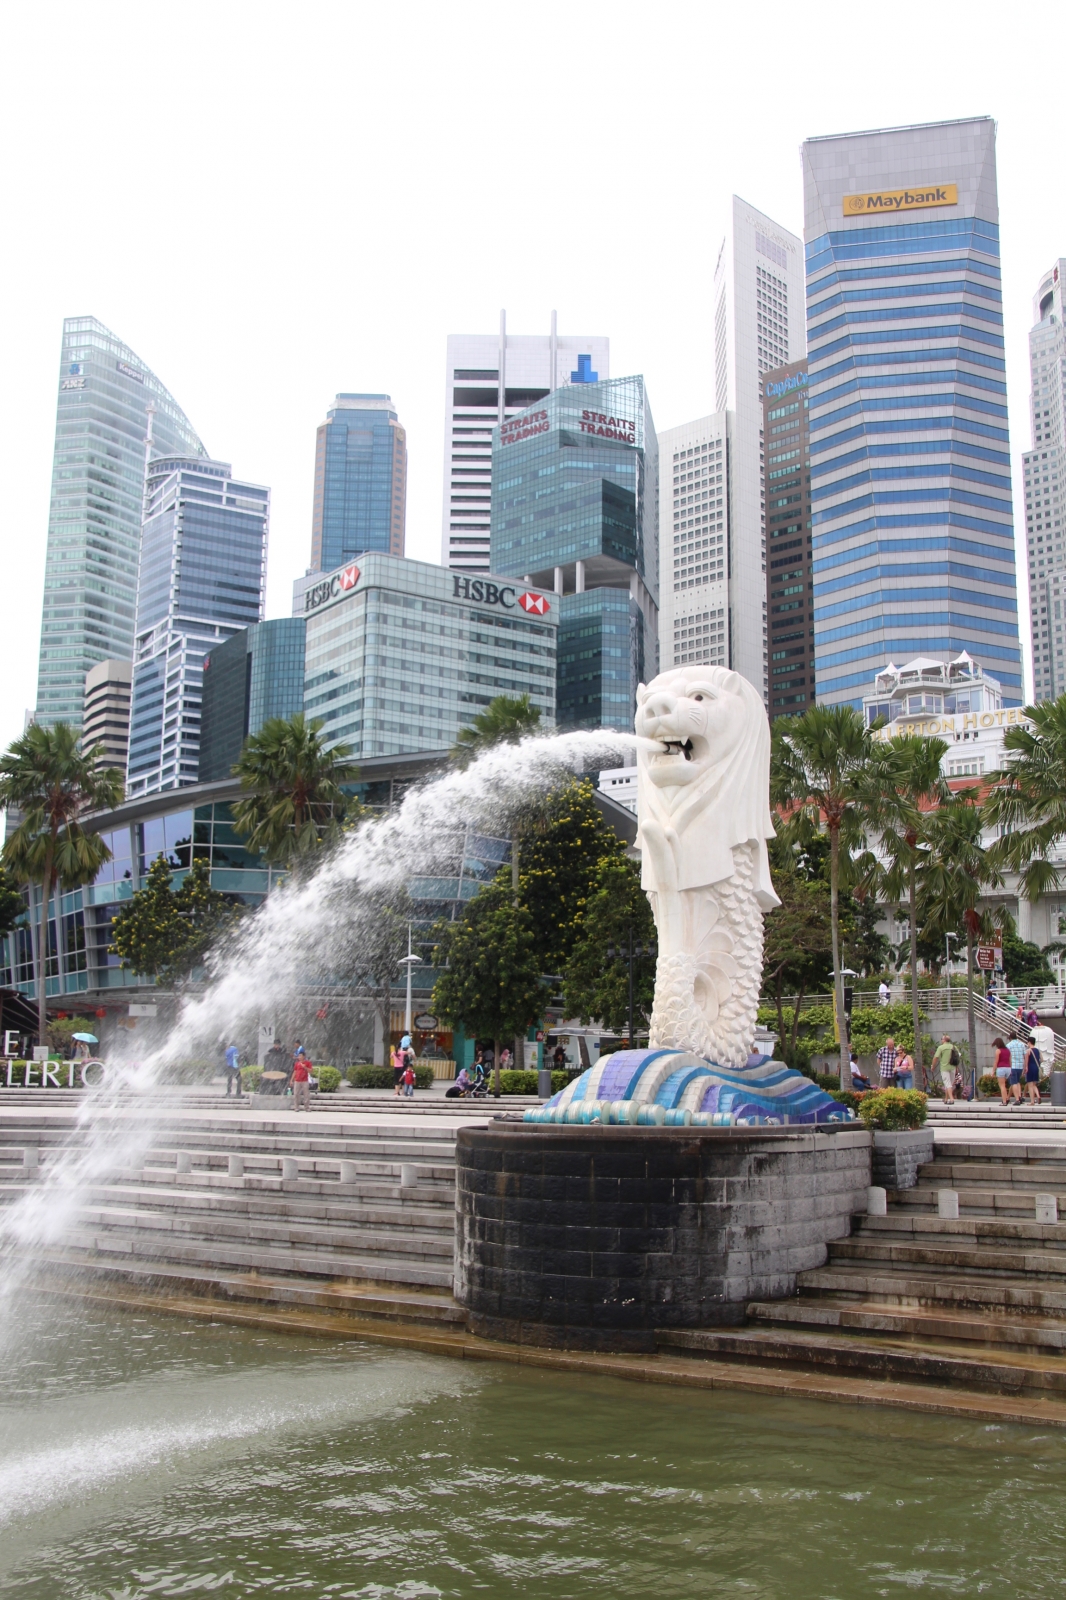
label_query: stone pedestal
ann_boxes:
[455,1121,871,1351]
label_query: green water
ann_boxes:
[1,1296,1065,1597]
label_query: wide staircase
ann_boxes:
[0,1108,467,1334]
[659,1139,1066,1414]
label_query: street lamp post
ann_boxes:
[945,932,958,987]
[606,929,655,1048]
[399,925,422,1040]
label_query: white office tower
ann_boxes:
[712,198,805,697]
[1025,261,1066,702]
[658,413,732,671]
[441,313,609,572]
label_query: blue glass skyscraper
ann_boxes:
[490,376,658,730]
[126,454,268,795]
[35,317,205,728]
[310,394,406,572]
[802,118,1022,707]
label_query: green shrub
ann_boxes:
[346,1063,433,1090]
[857,1088,927,1131]
[316,1065,342,1093]
[240,1065,264,1092]
[977,1074,1000,1098]
[814,1072,845,1091]
[827,1088,862,1112]
[496,1069,539,1094]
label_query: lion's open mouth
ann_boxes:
[659,739,693,761]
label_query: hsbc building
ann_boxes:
[293,552,557,758]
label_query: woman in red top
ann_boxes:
[291,1049,312,1113]
[992,1038,1011,1106]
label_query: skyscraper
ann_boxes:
[199,618,307,782]
[81,659,132,772]
[657,414,731,672]
[490,375,657,731]
[126,455,268,796]
[1022,261,1066,701]
[36,317,205,728]
[713,199,806,697]
[309,394,406,574]
[802,118,1022,707]
[441,314,610,574]
[761,363,815,716]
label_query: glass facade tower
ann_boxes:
[35,317,206,728]
[802,118,1022,707]
[310,394,406,573]
[1023,260,1066,702]
[490,375,658,731]
[126,456,268,796]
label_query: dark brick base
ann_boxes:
[455,1121,871,1350]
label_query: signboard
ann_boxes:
[578,409,635,444]
[499,410,549,447]
[414,1013,437,1030]
[844,184,957,216]
[452,577,549,615]
[976,946,995,972]
[304,563,360,612]
[765,372,807,400]
[129,1004,157,1018]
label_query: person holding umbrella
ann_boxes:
[71,1031,97,1062]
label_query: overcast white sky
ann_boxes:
[0,1,1056,752]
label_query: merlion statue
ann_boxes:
[635,666,779,1068]
[523,662,853,1127]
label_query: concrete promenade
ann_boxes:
[9,1091,1066,1427]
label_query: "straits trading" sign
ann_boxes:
[844,183,957,216]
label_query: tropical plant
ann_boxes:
[0,867,26,941]
[762,837,834,1059]
[432,880,545,1097]
[873,734,949,1088]
[563,855,656,1037]
[232,713,359,870]
[770,706,900,1085]
[984,698,1066,902]
[110,855,245,986]
[917,788,1001,1090]
[856,1088,928,1131]
[450,693,542,770]
[0,721,124,1041]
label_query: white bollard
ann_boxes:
[281,1156,299,1181]
[400,1163,417,1189]
[175,1151,192,1175]
[938,1188,960,1219]
[228,1153,244,1178]
[22,1147,39,1174]
[866,1186,887,1216]
[1036,1193,1059,1224]
[338,1160,358,1184]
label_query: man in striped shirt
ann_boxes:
[877,1039,897,1087]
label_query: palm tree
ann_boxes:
[875,734,949,1088]
[771,706,900,1085]
[0,722,124,1042]
[983,698,1066,902]
[919,789,1001,1087]
[232,713,359,870]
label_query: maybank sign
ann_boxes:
[844,184,957,216]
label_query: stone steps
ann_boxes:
[746,1293,1066,1354]
[658,1324,1066,1395]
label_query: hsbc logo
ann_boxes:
[305,563,362,612]
[518,592,550,615]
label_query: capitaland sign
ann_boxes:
[765,372,807,400]
[304,562,360,612]
[451,577,551,615]
[843,183,958,216]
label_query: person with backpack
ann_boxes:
[931,1034,958,1104]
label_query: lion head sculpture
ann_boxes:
[635,665,779,910]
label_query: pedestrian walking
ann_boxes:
[877,1037,897,1088]
[224,1042,243,1099]
[894,1044,915,1091]
[992,1038,1012,1106]
[932,1034,959,1104]
[878,980,891,1008]
[291,1047,312,1112]
[1025,1038,1043,1106]
[1007,1034,1026,1105]
[392,1043,406,1096]
[402,1060,416,1097]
